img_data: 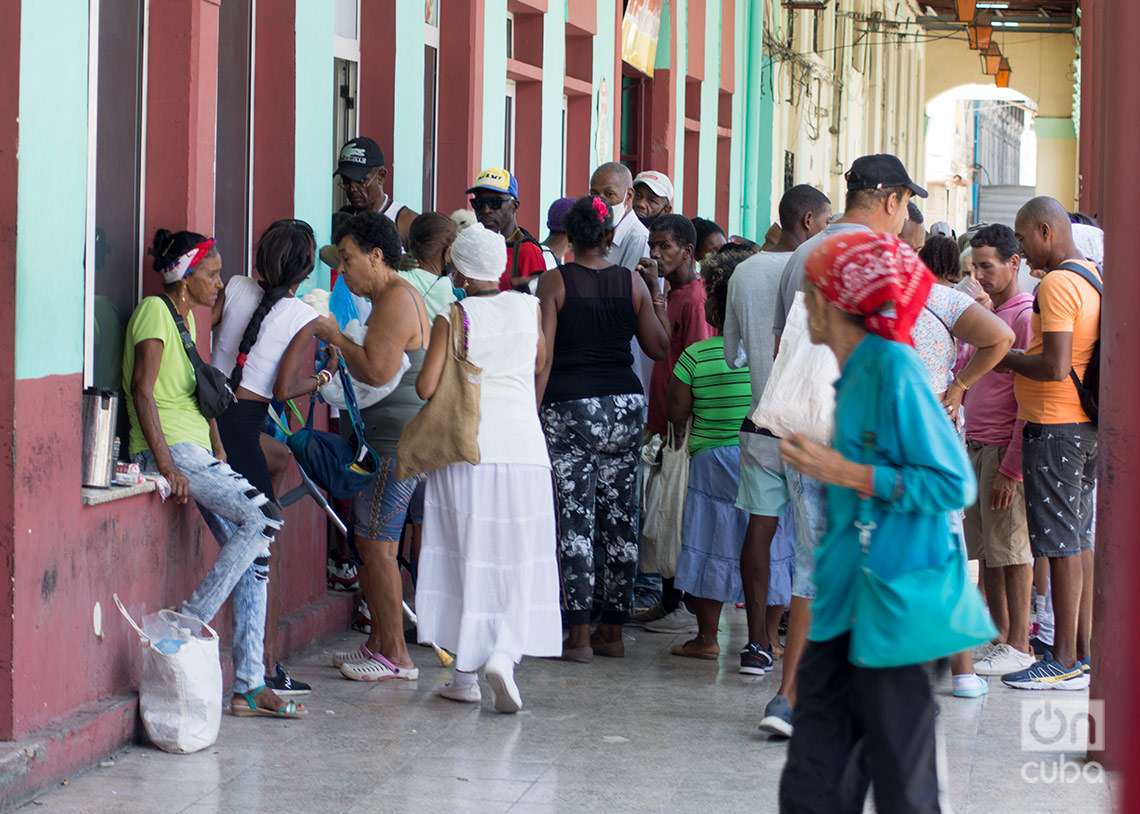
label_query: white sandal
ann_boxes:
[331,643,370,669]
[339,652,419,682]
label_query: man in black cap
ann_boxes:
[756,154,927,741]
[333,136,418,244]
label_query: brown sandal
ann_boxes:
[670,640,720,660]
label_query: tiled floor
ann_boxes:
[23,610,1114,813]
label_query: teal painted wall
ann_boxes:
[737,1,773,241]
[294,0,335,293]
[16,0,89,380]
[538,1,567,215]
[392,0,425,210]
[590,0,617,173]
[726,0,747,236]
[696,0,719,218]
[481,0,509,171]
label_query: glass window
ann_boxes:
[506,13,514,59]
[423,44,439,209]
[334,0,358,40]
[504,81,517,171]
[87,0,145,392]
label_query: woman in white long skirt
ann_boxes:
[413,222,562,713]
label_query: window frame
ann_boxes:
[84,0,150,389]
[423,5,440,209]
[504,79,517,172]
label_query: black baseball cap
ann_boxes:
[845,154,928,199]
[335,137,385,182]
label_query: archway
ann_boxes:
[923,33,1078,212]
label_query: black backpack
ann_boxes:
[1033,261,1102,426]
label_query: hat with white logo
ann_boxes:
[335,137,385,182]
[633,170,674,203]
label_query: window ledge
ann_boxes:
[82,480,157,507]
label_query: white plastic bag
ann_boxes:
[640,425,690,579]
[318,319,410,409]
[752,292,839,446]
[115,595,221,754]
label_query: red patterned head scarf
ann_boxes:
[804,231,934,346]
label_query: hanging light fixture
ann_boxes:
[995,57,1012,88]
[967,11,994,50]
[955,0,977,22]
[981,43,1003,75]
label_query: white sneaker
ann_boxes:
[437,681,482,704]
[975,643,1036,676]
[972,641,998,661]
[644,607,699,634]
[485,653,522,714]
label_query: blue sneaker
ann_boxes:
[759,694,793,738]
[1002,658,1089,691]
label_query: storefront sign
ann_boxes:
[621,0,663,77]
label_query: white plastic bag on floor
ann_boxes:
[751,292,839,446]
[115,595,221,754]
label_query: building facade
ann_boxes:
[0,0,771,803]
[758,0,927,222]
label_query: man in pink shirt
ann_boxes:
[961,224,1036,677]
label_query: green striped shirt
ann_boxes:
[672,337,752,454]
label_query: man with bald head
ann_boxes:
[591,161,655,392]
[999,195,1101,693]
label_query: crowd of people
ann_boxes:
[121,135,1103,807]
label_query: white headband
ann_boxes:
[159,239,215,284]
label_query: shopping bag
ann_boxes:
[639,435,666,571]
[751,292,839,446]
[318,320,411,410]
[651,424,690,579]
[114,594,222,754]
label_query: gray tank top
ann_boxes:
[360,288,429,455]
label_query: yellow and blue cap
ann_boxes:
[466,167,519,200]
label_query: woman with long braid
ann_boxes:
[212,219,339,695]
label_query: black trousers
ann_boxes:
[779,633,944,814]
[216,399,275,501]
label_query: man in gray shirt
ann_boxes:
[759,154,927,739]
[725,185,831,677]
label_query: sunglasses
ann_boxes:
[470,196,512,212]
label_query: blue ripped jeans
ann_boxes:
[137,443,284,694]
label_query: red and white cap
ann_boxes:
[633,170,674,203]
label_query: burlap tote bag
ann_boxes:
[397,302,482,479]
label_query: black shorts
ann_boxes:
[1022,422,1097,559]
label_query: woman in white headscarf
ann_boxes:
[413,223,561,713]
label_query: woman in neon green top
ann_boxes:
[666,250,756,660]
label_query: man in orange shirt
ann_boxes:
[999,196,1101,692]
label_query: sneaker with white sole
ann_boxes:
[975,643,1036,676]
[437,681,482,704]
[1001,658,1089,691]
[643,606,699,634]
[339,650,420,682]
[631,602,667,627]
[739,642,775,675]
[759,694,793,738]
[484,653,522,714]
[952,673,989,698]
[972,641,998,661]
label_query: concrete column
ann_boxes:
[1034,117,1078,212]
[142,0,221,298]
[1087,0,1140,788]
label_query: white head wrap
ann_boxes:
[450,222,507,282]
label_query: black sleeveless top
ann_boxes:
[544,263,641,404]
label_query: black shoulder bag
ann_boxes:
[160,295,236,420]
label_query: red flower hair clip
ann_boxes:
[591,196,610,224]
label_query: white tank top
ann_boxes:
[213,276,319,399]
[460,293,550,468]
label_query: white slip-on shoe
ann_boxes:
[484,653,522,714]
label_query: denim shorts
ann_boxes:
[786,467,827,600]
[352,453,422,541]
